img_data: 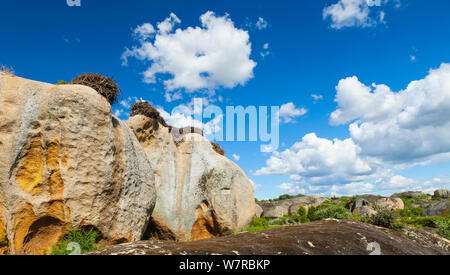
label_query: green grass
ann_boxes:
[239,217,280,232]
[49,227,101,255]
[242,224,282,232]
[394,207,425,218]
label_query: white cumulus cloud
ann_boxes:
[122,11,257,101]
[331,63,450,164]
[279,102,308,123]
[257,63,450,196]
[323,0,388,29]
[255,133,375,182]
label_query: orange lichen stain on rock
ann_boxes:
[12,203,37,254]
[43,201,68,223]
[0,207,8,255]
[13,202,70,255]
[0,207,4,235]
[21,216,65,255]
[110,231,133,245]
[15,136,44,195]
[60,135,68,167]
[45,140,64,200]
[190,202,221,241]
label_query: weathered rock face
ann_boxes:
[258,196,327,219]
[422,200,450,217]
[434,189,450,199]
[375,198,404,211]
[127,114,255,241]
[88,220,449,255]
[352,205,378,216]
[351,198,370,214]
[0,73,156,254]
[255,204,263,218]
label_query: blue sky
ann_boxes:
[2,0,450,199]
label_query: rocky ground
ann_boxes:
[88,220,449,255]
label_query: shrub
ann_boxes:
[295,206,310,223]
[307,206,317,221]
[309,199,353,221]
[50,227,101,255]
[56,80,67,85]
[435,219,450,240]
[70,73,120,105]
[313,205,352,221]
[365,210,403,231]
[297,205,307,217]
[251,217,269,228]
[399,216,449,229]
[295,215,310,224]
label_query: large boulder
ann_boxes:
[260,205,288,219]
[255,204,263,218]
[352,206,378,216]
[375,198,404,211]
[434,189,450,199]
[127,114,255,241]
[351,198,370,213]
[0,73,156,254]
[422,200,450,217]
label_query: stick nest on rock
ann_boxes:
[70,73,120,105]
[130,102,168,127]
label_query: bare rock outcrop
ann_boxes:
[127,114,255,241]
[258,196,327,219]
[0,73,156,254]
[374,197,404,211]
[422,200,450,217]
[434,189,450,199]
[88,220,449,255]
